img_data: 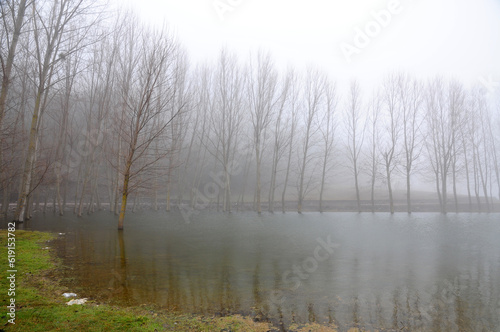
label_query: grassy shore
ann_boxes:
[0,230,339,331]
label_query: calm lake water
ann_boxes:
[14,212,500,331]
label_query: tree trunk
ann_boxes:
[0,1,28,187]
[473,149,481,211]
[477,150,489,212]
[225,171,231,213]
[14,91,42,222]
[166,175,171,212]
[255,143,262,214]
[463,142,472,209]
[319,153,327,213]
[63,174,68,212]
[370,174,376,213]
[452,160,458,213]
[354,163,361,213]
[282,128,294,213]
[406,169,411,214]
[118,164,131,230]
[43,194,48,214]
[441,162,447,214]
[239,156,251,211]
[387,164,394,214]
[268,154,277,213]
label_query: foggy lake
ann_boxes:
[15,212,500,331]
[2,0,500,331]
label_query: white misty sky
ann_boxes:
[113,0,500,88]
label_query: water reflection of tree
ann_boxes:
[347,252,362,329]
[52,214,500,330]
[252,261,270,321]
[215,247,239,315]
[113,231,130,303]
[270,259,286,330]
[165,242,181,311]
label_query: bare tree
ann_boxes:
[14,0,99,221]
[206,49,244,213]
[187,64,212,209]
[475,91,491,211]
[268,69,291,212]
[75,33,112,217]
[1,28,32,217]
[398,74,424,213]
[366,91,382,212]
[319,78,337,212]
[117,25,181,230]
[466,91,483,210]
[486,103,500,204]
[297,68,324,213]
[0,0,30,216]
[247,50,277,213]
[165,51,190,211]
[460,95,474,209]
[344,80,365,212]
[447,81,466,212]
[54,35,83,216]
[424,78,464,213]
[281,72,300,213]
[381,75,401,214]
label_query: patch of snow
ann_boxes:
[67,298,87,305]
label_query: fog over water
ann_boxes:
[12,212,500,330]
[1,1,500,330]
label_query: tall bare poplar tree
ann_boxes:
[14,0,97,221]
[247,51,277,213]
[381,75,401,214]
[297,69,324,213]
[117,25,181,230]
[345,81,365,212]
[0,0,30,215]
[319,79,337,212]
[206,49,244,213]
[268,69,292,212]
[398,74,423,213]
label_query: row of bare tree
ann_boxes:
[1,1,499,228]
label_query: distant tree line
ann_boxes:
[1,1,499,228]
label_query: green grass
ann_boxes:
[0,230,338,331]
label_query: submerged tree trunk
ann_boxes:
[441,163,447,214]
[255,142,262,214]
[452,154,458,212]
[463,141,472,209]
[281,121,295,213]
[118,162,132,230]
[319,155,327,213]
[406,172,411,214]
[14,93,40,222]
